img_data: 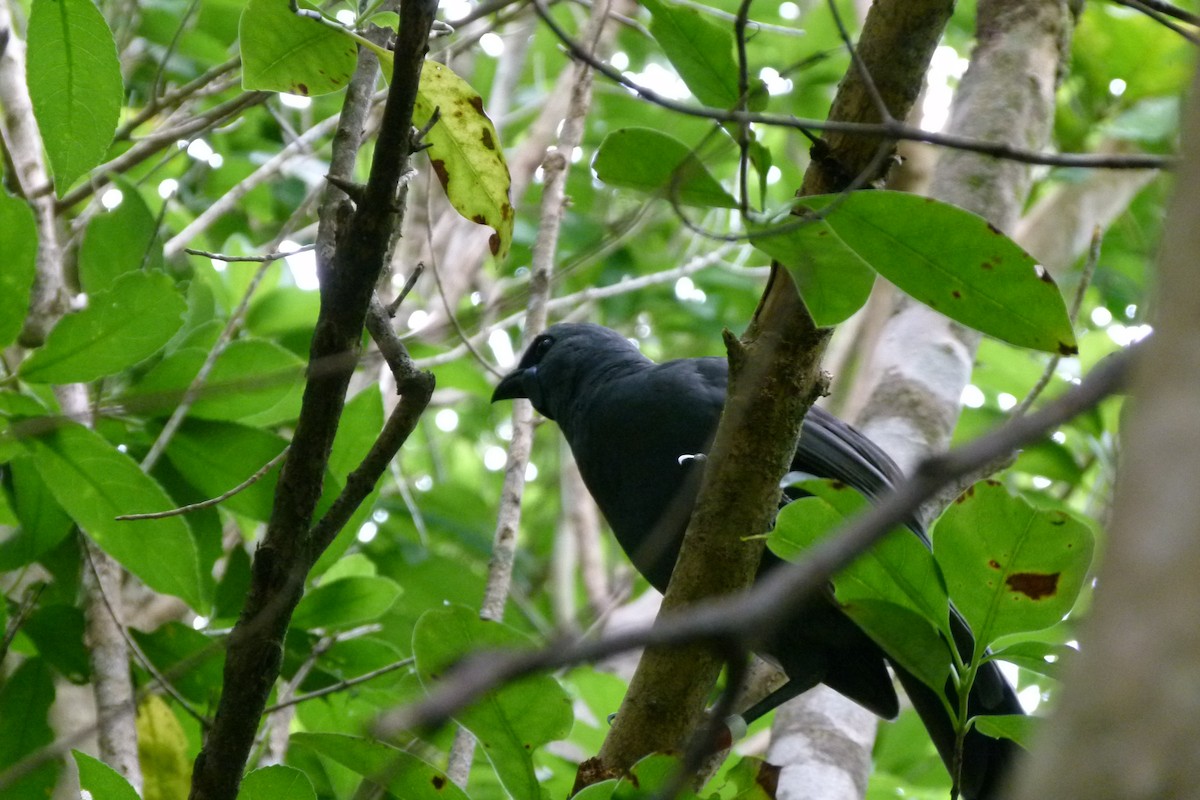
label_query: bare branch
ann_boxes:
[117,448,289,521]
[531,0,1170,172]
[188,2,440,796]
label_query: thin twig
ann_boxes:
[1113,0,1200,43]
[423,171,505,378]
[164,114,342,257]
[827,0,891,122]
[139,256,276,471]
[734,1,753,214]
[1012,227,1103,418]
[117,447,289,521]
[263,657,415,714]
[531,0,1172,171]
[414,242,738,369]
[58,92,271,211]
[387,265,425,316]
[0,583,44,667]
[185,244,314,263]
[116,58,242,142]
[1112,0,1200,24]
[81,544,212,726]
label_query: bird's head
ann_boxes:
[491,323,645,421]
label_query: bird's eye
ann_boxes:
[533,335,555,359]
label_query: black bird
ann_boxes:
[492,322,1021,799]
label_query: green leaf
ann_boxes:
[1102,96,1180,144]
[749,215,876,325]
[126,339,304,421]
[414,61,514,260]
[239,765,316,800]
[136,694,191,800]
[366,11,399,31]
[413,605,573,799]
[641,0,738,108]
[840,599,951,695]
[594,128,738,208]
[0,192,37,347]
[0,455,74,569]
[769,481,954,694]
[988,640,1075,680]
[0,659,59,798]
[131,622,225,706]
[572,779,619,799]
[74,751,141,800]
[239,0,357,95]
[772,480,950,635]
[291,733,469,800]
[797,192,1078,354]
[23,605,90,683]
[292,575,403,631]
[933,481,1094,653]
[163,420,288,521]
[613,754,697,800]
[246,286,321,338]
[79,179,164,293]
[326,49,513,258]
[26,0,123,190]
[25,422,204,609]
[20,271,187,384]
[712,756,778,800]
[972,713,1040,749]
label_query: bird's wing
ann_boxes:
[794,405,928,544]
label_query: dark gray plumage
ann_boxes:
[492,322,1020,799]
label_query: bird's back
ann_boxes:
[567,356,727,589]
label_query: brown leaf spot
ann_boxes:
[470,95,485,115]
[472,213,487,225]
[989,559,1002,570]
[480,127,495,150]
[985,479,1002,487]
[296,83,310,95]
[829,480,847,490]
[981,259,997,270]
[430,158,449,187]
[757,762,781,796]
[1058,341,1079,356]
[489,232,500,255]
[1006,571,1060,600]
[955,485,976,503]
[1035,264,1055,283]
[986,222,1003,235]
[432,775,446,790]
[952,290,962,299]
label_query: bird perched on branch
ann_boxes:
[492,322,1021,800]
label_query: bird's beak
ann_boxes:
[492,366,535,403]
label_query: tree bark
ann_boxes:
[1008,56,1200,800]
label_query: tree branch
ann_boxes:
[187,3,439,797]
[1009,54,1200,800]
